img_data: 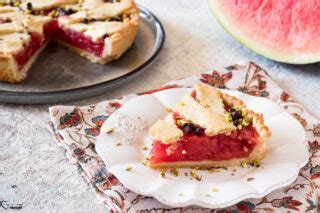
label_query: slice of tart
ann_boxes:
[147,83,271,169]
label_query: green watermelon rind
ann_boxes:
[208,0,320,64]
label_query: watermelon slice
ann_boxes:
[209,0,320,64]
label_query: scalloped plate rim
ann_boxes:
[96,87,309,209]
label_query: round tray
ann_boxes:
[0,6,165,104]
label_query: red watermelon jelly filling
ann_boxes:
[54,27,105,57]
[148,126,259,164]
[148,89,259,165]
[13,20,58,70]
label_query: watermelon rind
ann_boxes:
[208,0,320,64]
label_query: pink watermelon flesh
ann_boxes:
[209,0,320,64]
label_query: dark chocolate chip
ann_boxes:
[57,8,66,16]
[194,128,204,136]
[227,108,236,113]
[183,125,194,134]
[81,18,89,24]
[231,111,242,120]
[26,2,32,10]
[183,123,196,130]
[233,119,241,126]
[109,17,122,22]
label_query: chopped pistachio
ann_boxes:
[178,102,185,106]
[176,119,188,127]
[179,193,184,196]
[191,169,202,181]
[241,161,248,168]
[242,117,252,127]
[224,112,232,122]
[208,168,219,173]
[160,171,166,178]
[142,160,148,166]
[125,166,132,171]
[251,160,261,167]
[211,187,218,192]
[106,128,114,133]
[170,168,179,177]
[165,107,172,112]
[184,172,189,177]
[241,108,247,117]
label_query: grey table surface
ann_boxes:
[1,0,319,212]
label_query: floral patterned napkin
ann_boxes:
[48,62,320,212]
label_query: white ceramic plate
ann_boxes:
[95,88,309,209]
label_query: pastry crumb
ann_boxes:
[178,102,185,106]
[165,107,173,112]
[125,166,132,171]
[160,171,166,178]
[142,160,148,166]
[116,143,122,146]
[211,187,218,192]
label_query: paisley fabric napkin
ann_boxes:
[48,62,320,212]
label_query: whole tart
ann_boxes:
[147,83,271,169]
[0,0,139,83]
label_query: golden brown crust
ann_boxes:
[103,12,139,59]
[148,90,271,169]
[221,92,272,148]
